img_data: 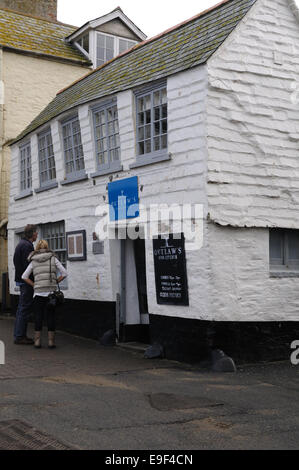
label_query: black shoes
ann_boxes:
[14,336,34,345]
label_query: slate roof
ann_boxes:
[13,0,257,145]
[0,7,90,65]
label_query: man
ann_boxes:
[13,224,38,345]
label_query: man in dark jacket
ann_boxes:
[13,224,38,344]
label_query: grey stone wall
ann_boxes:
[0,0,57,21]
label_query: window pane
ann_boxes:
[270,230,284,265]
[93,104,120,169]
[83,34,89,53]
[62,119,84,175]
[287,231,299,262]
[119,39,128,54]
[106,36,114,49]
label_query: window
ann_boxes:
[77,34,89,53]
[119,38,136,54]
[19,143,32,192]
[136,85,168,157]
[61,116,85,177]
[38,129,56,186]
[270,229,299,270]
[42,221,67,267]
[96,33,114,67]
[92,102,120,171]
[95,32,137,67]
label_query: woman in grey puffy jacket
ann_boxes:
[22,240,67,349]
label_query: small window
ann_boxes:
[19,142,32,192]
[136,85,168,157]
[270,229,299,270]
[77,34,89,54]
[96,33,114,67]
[119,38,136,54]
[38,129,56,186]
[92,102,120,171]
[82,34,89,53]
[61,116,85,177]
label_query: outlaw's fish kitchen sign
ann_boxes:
[153,234,189,306]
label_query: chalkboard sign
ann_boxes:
[153,234,189,306]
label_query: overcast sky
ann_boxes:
[58,0,221,38]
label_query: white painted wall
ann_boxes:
[205,0,299,321]
[207,223,299,321]
[207,0,299,228]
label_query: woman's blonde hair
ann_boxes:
[35,239,49,251]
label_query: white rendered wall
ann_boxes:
[207,222,299,321]
[207,0,299,228]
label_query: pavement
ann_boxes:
[0,315,299,451]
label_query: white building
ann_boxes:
[8,0,299,363]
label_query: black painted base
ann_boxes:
[119,324,150,343]
[149,315,299,364]
[10,295,116,341]
[9,295,299,364]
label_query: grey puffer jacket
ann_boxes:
[28,250,58,294]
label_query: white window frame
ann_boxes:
[92,31,137,68]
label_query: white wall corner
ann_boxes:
[286,0,299,24]
[207,0,263,66]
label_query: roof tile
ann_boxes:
[0,8,90,64]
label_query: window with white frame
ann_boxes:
[61,116,85,177]
[136,85,168,157]
[95,32,137,67]
[20,142,32,192]
[92,102,120,170]
[270,228,299,270]
[38,129,56,186]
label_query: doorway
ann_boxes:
[119,234,149,343]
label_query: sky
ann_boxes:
[57,0,220,38]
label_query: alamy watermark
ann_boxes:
[0,340,5,365]
[290,340,299,366]
[94,202,204,252]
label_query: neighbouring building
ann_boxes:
[8,0,299,364]
[0,1,146,309]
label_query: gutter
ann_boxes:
[1,45,92,68]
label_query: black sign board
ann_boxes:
[153,233,189,306]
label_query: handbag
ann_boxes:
[48,255,64,307]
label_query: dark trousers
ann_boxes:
[33,296,56,332]
[14,284,34,340]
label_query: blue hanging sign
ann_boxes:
[108,176,139,221]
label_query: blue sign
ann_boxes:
[108,176,139,221]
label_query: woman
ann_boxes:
[22,240,67,349]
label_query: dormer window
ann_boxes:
[67,8,147,70]
[95,32,136,67]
